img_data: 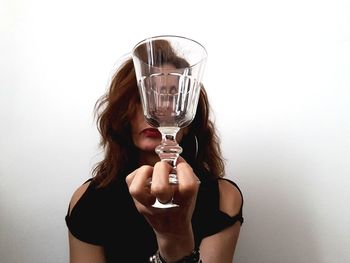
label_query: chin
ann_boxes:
[137,142,159,152]
[141,146,157,152]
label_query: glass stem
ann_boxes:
[155,127,183,184]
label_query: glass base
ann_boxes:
[152,198,179,208]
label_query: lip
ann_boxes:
[141,128,161,138]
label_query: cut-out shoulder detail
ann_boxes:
[68,181,91,216]
[218,179,243,218]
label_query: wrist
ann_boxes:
[156,231,195,262]
[149,249,201,263]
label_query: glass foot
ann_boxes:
[152,198,179,208]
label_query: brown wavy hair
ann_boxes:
[93,58,224,187]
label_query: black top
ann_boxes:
[65,176,243,262]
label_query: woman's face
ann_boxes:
[130,104,187,152]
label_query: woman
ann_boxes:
[66,49,244,262]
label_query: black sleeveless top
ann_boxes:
[65,176,243,262]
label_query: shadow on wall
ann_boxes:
[233,139,323,263]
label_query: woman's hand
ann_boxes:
[125,158,200,262]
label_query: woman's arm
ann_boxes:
[67,182,106,263]
[126,160,200,262]
[200,179,243,263]
[69,232,106,263]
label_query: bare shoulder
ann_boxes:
[68,180,91,215]
[218,179,243,217]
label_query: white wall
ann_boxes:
[1,0,349,262]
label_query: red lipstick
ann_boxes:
[142,128,161,138]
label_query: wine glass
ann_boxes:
[132,35,207,208]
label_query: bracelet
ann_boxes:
[149,249,201,263]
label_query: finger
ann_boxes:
[151,161,174,204]
[125,169,137,187]
[127,165,155,206]
[175,162,200,201]
[176,156,186,165]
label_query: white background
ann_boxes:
[1,0,349,262]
